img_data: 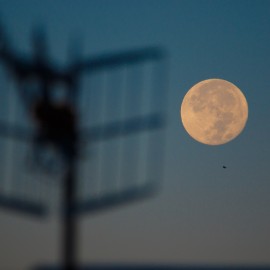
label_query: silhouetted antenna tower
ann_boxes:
[0,24,168,270]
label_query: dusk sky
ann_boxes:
[0,1,270,269]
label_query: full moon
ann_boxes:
[180,79,248,145]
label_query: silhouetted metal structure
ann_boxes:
[0,24,168,270]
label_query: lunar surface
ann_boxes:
[180,79,248,145]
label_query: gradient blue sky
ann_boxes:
[0,1,270,269]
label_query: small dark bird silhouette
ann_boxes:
[223,166,227,169]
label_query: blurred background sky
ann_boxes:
[0,0,270,269]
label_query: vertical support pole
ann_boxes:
[63,157,77,270]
